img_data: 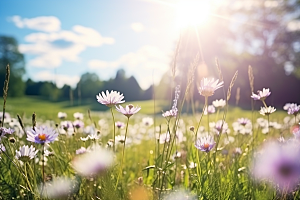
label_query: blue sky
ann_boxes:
[0,0,180,89]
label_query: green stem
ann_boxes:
[27,162,37,192]
[110,107,116,152]
[215,108,220,122]
[267,114,270,134]
[24,163,34,193]
[115,117,130,189]
[196,150,202,192]
[262,100,267,108]
[195,96,208,139]
[207,113,209,133]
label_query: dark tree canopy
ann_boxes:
[0,36,26,97]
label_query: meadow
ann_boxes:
[0,68,300,200]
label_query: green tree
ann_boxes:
[0,36,26,97]
[75,72,104,99]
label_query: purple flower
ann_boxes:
[73,120,84,129]
[162,85,180,118]
[195,135,216,153]
[0,144,5,152]
[198,78,224,97]
[287,104,300,115]
[115,104,141,118]
[76,147,87,155]
[214,120,229,134]
[284,103,295,110]
[0,127,14,137]
[253,140,300,193]
[27,127,58,144]
[251,88,271,101]
[204,105,216,115]
[96,90,125,107]
[162,109,177,118]
[60,121,73,131]
[237,118,251,126]
[115,121,125,129]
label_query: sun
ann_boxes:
[175,0,211,29]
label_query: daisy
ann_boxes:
[26,126,58,144]
[237,118,251,126]
[253,140,300,193]
[73,112,83,120]
[260,106,276,116]
[115,104,141,118]
[214,120,229,134]
[142,117,154,126]
[58,112,67,119]
[115,121,125,129]
[76,147,87,155]
[41,177,75,199]
[287,104,300,115]
[198,78,224,97]
[15,145,38,162]
[72,148,114,177]
[204,105,216,115]
[0,127,14,137]
[195,135,216,153]
[73,120,84,129]
[96,90,125,107]
[212,99,226,108]
[60,121,73,132]
[251,88,271,101]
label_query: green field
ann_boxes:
[0,96,169,120]
[0,95,297,199]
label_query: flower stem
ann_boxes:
[262,100,267,108]
[195,96,208,139]
[24,163,34,194]
[115,117,130,189]
[110,107,116,152]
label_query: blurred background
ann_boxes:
[1,0,300,110]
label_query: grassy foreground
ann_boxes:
[0,94,298,200]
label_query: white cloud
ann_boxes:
[13,16,115,68]
[88,45,170,89]
[10,15,61,32]
[88,45,168,70]
[35,71,80,88]
[131,23,144,32]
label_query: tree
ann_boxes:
[170,1,300,107]
[0,36,26,97]
[75,72,103,99]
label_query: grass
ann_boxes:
[0,95,297,199]
[0,96,169,120]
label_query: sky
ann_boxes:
[0,0,181,89]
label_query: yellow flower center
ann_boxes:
[38,134,46,141]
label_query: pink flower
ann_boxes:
[115,104,141,118]
[198,78,224,97]
[251,88,271,101]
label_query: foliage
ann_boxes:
[0,36,26,97]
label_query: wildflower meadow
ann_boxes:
[0,61,300,200]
